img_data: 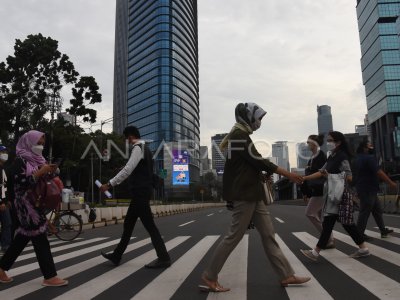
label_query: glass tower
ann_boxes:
[356,0,400,163]
[114,0,200,176]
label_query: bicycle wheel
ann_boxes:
[54,211,83,241]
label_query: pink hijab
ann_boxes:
[16,130,46,176]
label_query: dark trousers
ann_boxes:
[317,215,364,249]
[113,190,169,261]
[0,232,57,279]
[356,190,385,234]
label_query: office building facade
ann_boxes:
[272,141,290,171]
[356,0,400,164]
[317,105,333,153]
[211,133,228,176]
[113,0,200,178]
[296,142,312,169]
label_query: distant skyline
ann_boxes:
[0,0,367,167]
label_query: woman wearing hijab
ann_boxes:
[199,103,310,292]
[0,130,68,286]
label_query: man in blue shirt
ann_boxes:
[354,141,396,239]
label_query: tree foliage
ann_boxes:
[0,33,102,146]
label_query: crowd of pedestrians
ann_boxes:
[0,102,396,294]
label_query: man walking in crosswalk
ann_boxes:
[100,126,171,268]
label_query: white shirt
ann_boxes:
[109,141,144,187]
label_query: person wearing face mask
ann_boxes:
[0,145,12,254]
[300,135,334,248]
[199,103,310,292]
[0,131,68,286]
[354,141,396,239]
[99,126,170,268]
[301,131,370,261]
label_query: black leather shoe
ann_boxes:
[145,259,171,269]
[101,251,121,266]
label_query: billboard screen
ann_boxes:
[172,149,190,185]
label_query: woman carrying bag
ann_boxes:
[300,131,369,261]
[0,130,67,286]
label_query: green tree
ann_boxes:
[0,33,102,149]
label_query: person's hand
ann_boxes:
[0,203,6,212]
[100,184,109,192]
[288,172,303,184]
[36,164,57,177]
[320,170,328,178]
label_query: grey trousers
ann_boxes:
[204,200,294,281]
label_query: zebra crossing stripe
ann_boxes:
[332,230,400,267]
[364,230,400,246]
[53,236,191,300]
[23,239,82,252]
[293,232,400,300]
[0,238,152,299]
[275,235,333,300]
[16,237,108,263]
[374,226,400,234]
[206,235,248,300]
[7,238,125,277]
[132,236,219,300]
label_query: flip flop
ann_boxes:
[42,279,68,287]
[0,277,13,284]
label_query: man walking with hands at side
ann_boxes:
[100,126,171,268]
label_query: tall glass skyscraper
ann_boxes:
[317,105,333,154]
[356,0,400,163]
[113,0,200,177]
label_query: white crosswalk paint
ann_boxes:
[23,239,82,252]
[207,213,214,217]
[275,217,284,223]
[374,226,400,234]
[7,238,126,277]
[206,235,248,300]
[132,236,219,300]
[364,230,400,246]
[333,230,400,267]
[53,236,190,300]
[293,232,400,300]
[275,235,333,300]
[16,237,107,263]
[0,238,152,299]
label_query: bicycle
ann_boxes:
[47,208,83,241]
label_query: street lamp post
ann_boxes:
[99,117,113,203]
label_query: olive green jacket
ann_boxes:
[222,129,278,202]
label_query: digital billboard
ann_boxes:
[172,149,190,185]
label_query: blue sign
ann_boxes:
[172,149,190,185]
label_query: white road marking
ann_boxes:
[276,235,333,300]
[275,217,285,223]
[179,220,195,227]
[294,232,400,300]
[207,235,248,300]
[333,230,400,267]
[54,236,190,300]
[207,213,214,217]
[132,236,219,300]
[365,230,400,246]
[0,238,152,299]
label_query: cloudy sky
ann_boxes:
[0,0,366,166]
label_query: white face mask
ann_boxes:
[252,119,262,131]
[31,145,44,156]
[326,142,336,151]
[0,153,8,162]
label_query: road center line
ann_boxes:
[178,220,195,227]
[275,217,284,223]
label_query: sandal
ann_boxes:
[198,275,230,292]
[0,270,13,284]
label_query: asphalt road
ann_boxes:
[0,203,399,300]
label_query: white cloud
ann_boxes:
[0,0,368,165]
